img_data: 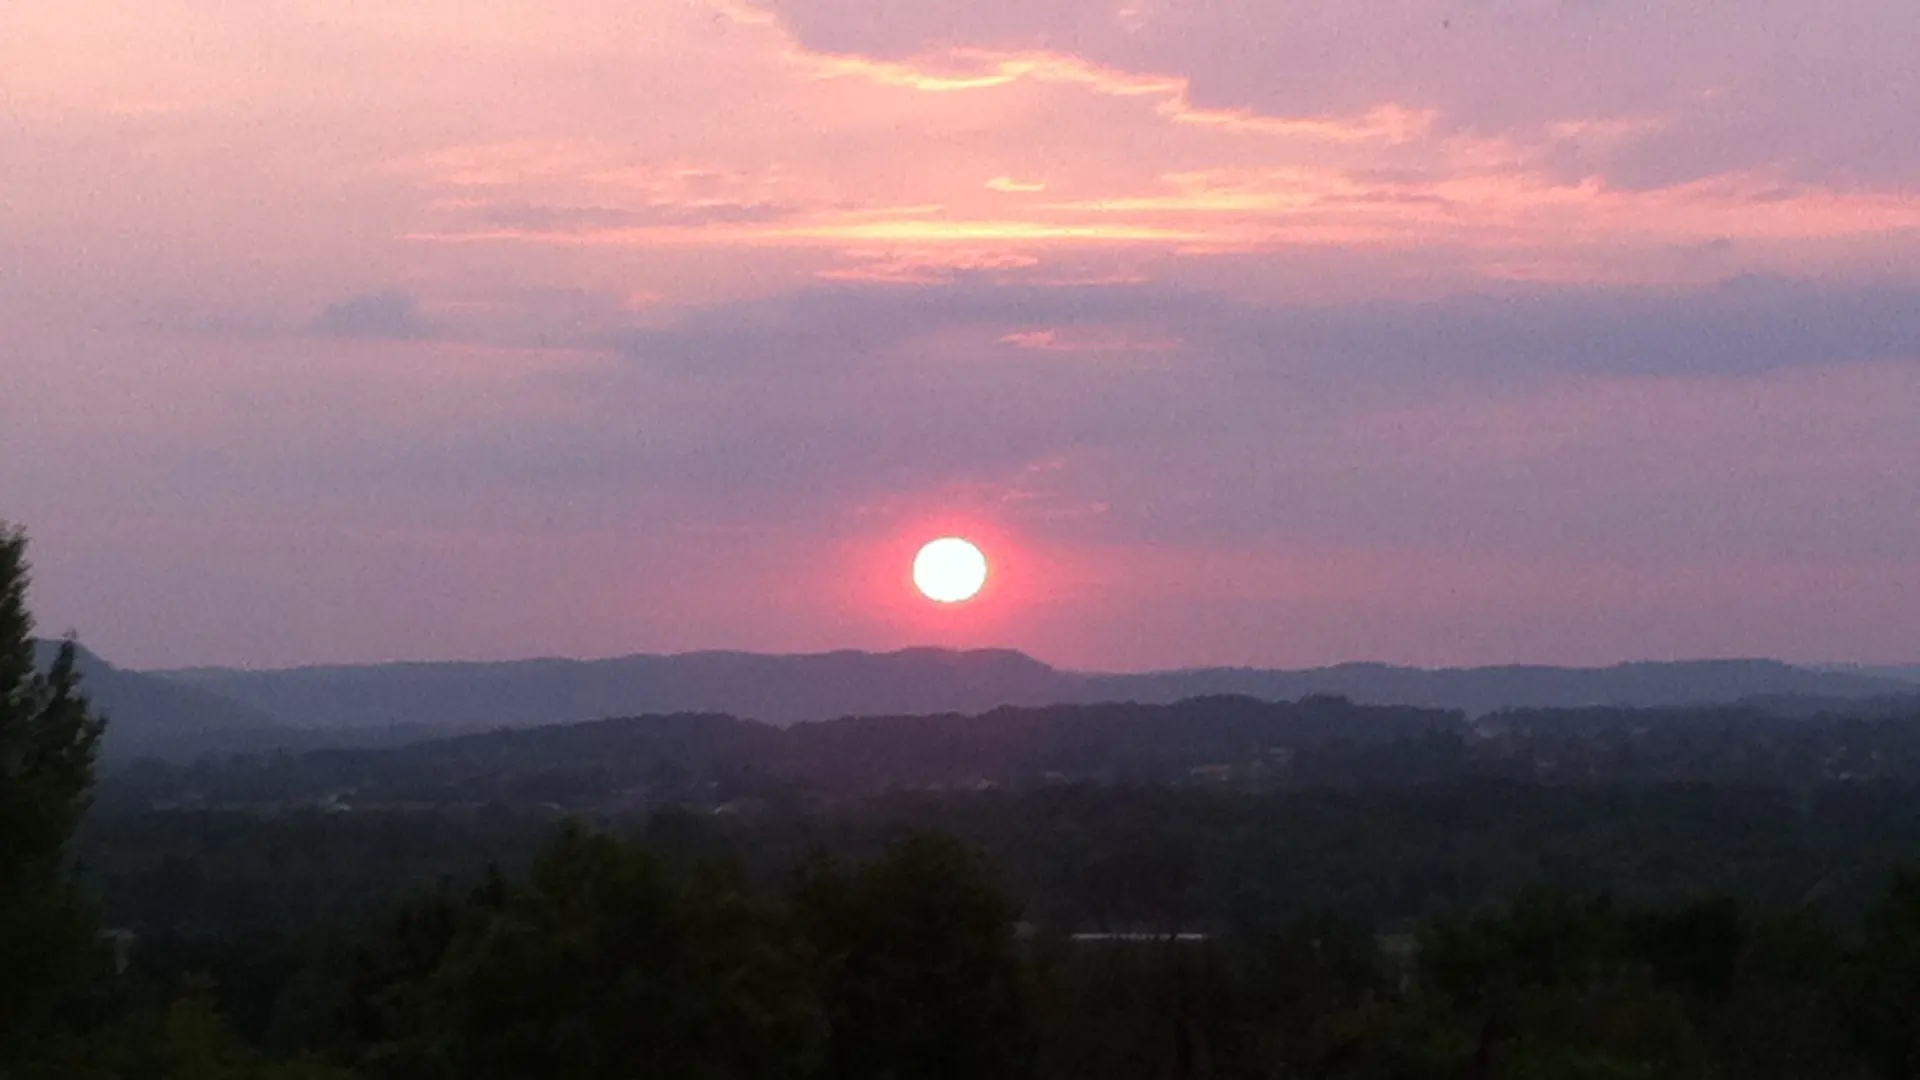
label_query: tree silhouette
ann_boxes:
[1852,870,1920,1079]
[344,823,822,1080]
[793,833,1036,1080]
[0,524,107,1063]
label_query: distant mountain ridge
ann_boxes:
[156,648,1065,732]
[1833,665,1920,685]
[146,648,1916,741]
[1091,659,1917,720]
[33,640,286,762]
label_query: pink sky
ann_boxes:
[3,0,1918,671]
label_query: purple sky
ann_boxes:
[3,0,1918,671]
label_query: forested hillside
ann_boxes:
[100,693,1920,809]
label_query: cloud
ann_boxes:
[358,274,1915,545]
[999,327,1177,352]
[200,277,1920,536]
[301,285,662,352]
[313,291,433,340]
[468,201,796,231]
[1229,277,1920,379]
[15,273,1920,669]
[381,274,1919,554]
[617,276,1920,382]
[750,0,1920,188]
[614,280,1225,375]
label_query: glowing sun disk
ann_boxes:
[913,537,988,603]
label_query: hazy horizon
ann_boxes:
[98,642,1920,681]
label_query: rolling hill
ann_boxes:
[148,649,1914,737]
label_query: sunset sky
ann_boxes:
[4,0,1918,671]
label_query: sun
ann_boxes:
[913,536,989,604]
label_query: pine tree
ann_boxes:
[0,524,107,1063]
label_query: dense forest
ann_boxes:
[14,526,1920,1077]
[97,693,1920,810]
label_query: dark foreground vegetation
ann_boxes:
[14,526,1920,1077]
[31,807,1920,1079]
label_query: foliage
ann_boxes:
[339,823,823,1080]
[0,525,108,1065]
[793,834,1036,1080]
[1851,870,1920,1079]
